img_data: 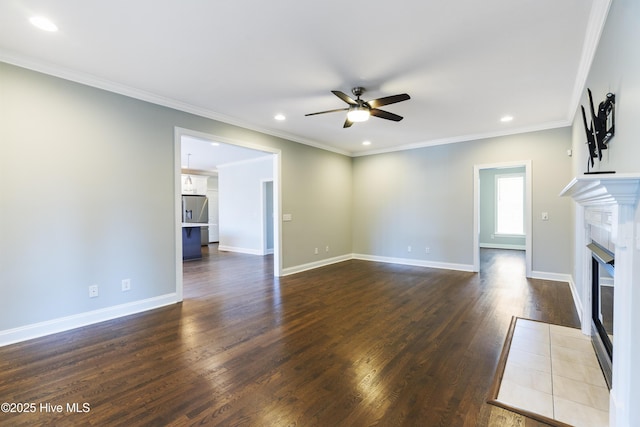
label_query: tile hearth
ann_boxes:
[497,318,609,427]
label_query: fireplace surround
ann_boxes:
[561,173,640,427]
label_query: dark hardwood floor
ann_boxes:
[0,247,579,426]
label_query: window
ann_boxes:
[495,173,524,235]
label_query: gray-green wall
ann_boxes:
[0,59,577,340]
[352,127,573,274]
[0,62,353,333]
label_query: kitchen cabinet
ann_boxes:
[181,174,208,195]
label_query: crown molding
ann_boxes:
[353,120,571,157]
[0,52,350,158]
[566,0,613,120]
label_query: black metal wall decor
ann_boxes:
[581,88,616,174]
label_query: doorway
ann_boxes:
[473,161,531,277]
[174,127,282,301]
[262,180,274,255]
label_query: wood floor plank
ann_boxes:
[0,247,579,426]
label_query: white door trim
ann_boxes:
[174,127,283,301]
[473,160,532,277]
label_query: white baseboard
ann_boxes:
[0,293,180,347]
[529,270,573,283]
[218,245,263,255]
[281,254,353,276]
[352,254,475,272]
[530,270,583,321]
[282,253,475,276]
[479,243,526,250]
[567,275,583,323]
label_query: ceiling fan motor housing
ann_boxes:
[352,87,365,98]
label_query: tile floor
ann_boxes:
[497,318,609,427]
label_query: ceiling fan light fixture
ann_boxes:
[347,106,370,123]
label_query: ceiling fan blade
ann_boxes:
[366,93,410,109]
[332,90,358,106]
[305,108,348,116]
[343,117,354,128]
[370,108,403,122]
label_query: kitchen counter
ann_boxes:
[182,226,202,260]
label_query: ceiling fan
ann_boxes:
[305,87,410,128]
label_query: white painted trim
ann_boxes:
[529,271,573,283]
[281,255,353,276]
[529,270,584,325]
[0,294,179,347]
[473,161,532,277]
[561,173,640,427]
[260,179,275,257]
[0,53,350,157]
[352,254,475,273]
[272,155,282,277]
[174,127,283,278]
[0,52,605,160]
[218,245,265,256]
[354,120,570,157]
[559,173,640,206]
[567,275,583,324]
[174,128,185,302]
[566,0,613,120]
[479,243,526,250]
[279,251,560,279]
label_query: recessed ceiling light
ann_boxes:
[29,16,58,32]
[500,115,514,123]
[362,140,372,146]
[274,114,286,121]
[210,142,219,146]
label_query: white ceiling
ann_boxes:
[181,135,270,173]
[1,0,602,157]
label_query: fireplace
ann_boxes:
[588,241,614,389]
[560,173,640,426]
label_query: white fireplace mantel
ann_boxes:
[560,173,640,206]
[560,172,640,427]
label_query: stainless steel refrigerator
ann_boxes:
[182,195,209,245]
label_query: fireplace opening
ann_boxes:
[588,241,614,389]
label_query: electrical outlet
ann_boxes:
[121,278,131,292]
[407,246,412,252]
[89,284,99,298]
[325,246,329,252]
[425,247,430,254]
[314,247,318,255]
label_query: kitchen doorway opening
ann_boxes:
[174,127,282,301]
[473,161,531,277]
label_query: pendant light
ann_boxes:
[184,153,194,193]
